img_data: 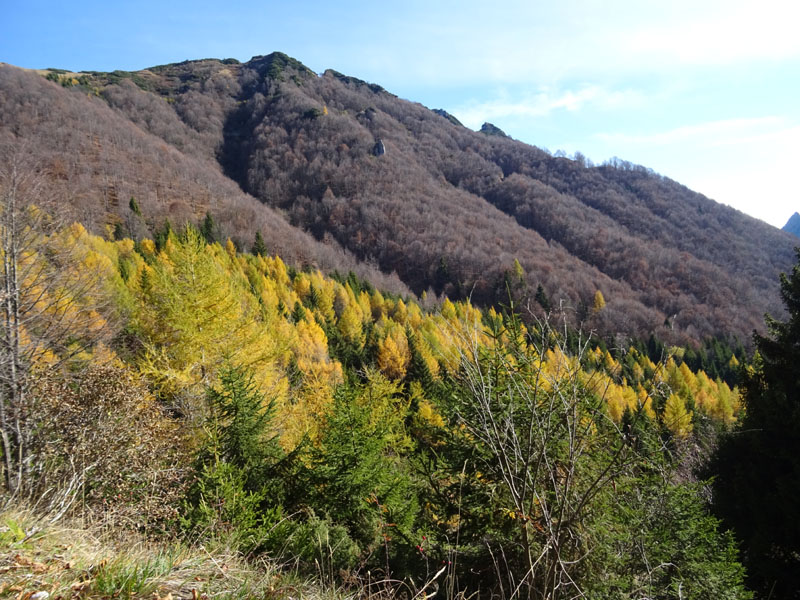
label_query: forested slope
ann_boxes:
[0,203,751,597]
[0,54,794,345]
[0,63,410,296]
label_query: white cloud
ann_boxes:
[594,117,787,147]
[452,85,645,129]
[620,1,800,67]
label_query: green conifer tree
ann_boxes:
[200,212,216,244]
[154,219,173,252]
[713,249,800,598]
[206,364,283,486]
[252,230,268,257]
[182,364,286,551]
[534,283,552,312]
[129,196,142,217]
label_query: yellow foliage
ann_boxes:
[406,302,424,329]
[392,298,408,324]
[603,351,622,378]
[283,369,336,448]
[589,346,604,369]
[337,302,364,346]
[637,386,656,419]
[592,290,606,312]
[307,271,335,322]
[709,380,738,425]
[417,398,445,428]
[679,362,697,391]
[357,290,372,321]
[416,335,441,379]
[370,289,386,319]
[605,382,640,423]
[456,301,484,328]
[664,393,693,438]
[295,316,330,369]
[441,298,457,321]
[31,219,748,456]
[359,370,408,433]
[606,383,627,423]
[134,229,283,404]
[139,238,155,256]
[225,238,236,259]
[377,327,410,380]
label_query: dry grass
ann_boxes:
[0,507,453,600]
[0,508,337,600]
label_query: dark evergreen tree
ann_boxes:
[307,382,417,559]
[712,249,800,598]
[182,364,287,551]
[404,327,442,404]
[534,283,551,312]
[154,219,173,252]
[291,301,306,323]
[306,284,319,309]
[434,256,449,293]
[206,364,283,487]
[252,230,268,257]
[129,196,142,217]
[200,212,216,244]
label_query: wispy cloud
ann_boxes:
[452,86,645,129]
[594,117,790,147]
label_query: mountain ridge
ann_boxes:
[0,53,795,345]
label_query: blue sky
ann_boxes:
[2,0,798,227]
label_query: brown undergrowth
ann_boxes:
[0,508,447,600]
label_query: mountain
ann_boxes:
[0,53,795,345]
[782,212,800,238]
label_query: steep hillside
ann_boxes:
[0,63,410,296]
[1,54,795,344]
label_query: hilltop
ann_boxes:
[1,53,795,345]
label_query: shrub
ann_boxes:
[30,364,188,529]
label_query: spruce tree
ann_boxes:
[252,230,268,257]
[154,219,172,251]
[129,196,142,217]
[200,212,216,244]
[713,249,800,598]
[534,283,551,312]
[183,364,285,550]
[207,364,283,484]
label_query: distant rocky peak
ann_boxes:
[247,52,315,81]
[479,122,508,138]
[433,109,463,127]
[783,212,800,237]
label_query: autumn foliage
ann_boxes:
[0,202,755,595]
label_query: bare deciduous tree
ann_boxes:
[0,152,115,498]
[449,307,649,599]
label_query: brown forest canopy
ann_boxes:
[0,54,795,345]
